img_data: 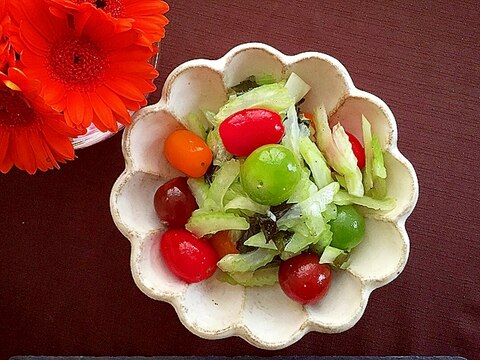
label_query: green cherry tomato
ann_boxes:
[329,205,365,251]
[240,144,301,206]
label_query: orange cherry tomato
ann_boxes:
[209,231,239,258]
[164,129,213,178]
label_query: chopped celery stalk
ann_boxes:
[372,135,387,179]
[185,112,209,140]
[362,115,374,192]
[304,208,327,238]
[215,82,294,123]
[333,189,396,211]
[326,124,364,197]
[284,72,311,104]
[287,168,318,204]
[319,245,346,264]
[186,210,249,237]
[323,203,338,222]
[203,110,217,127]
[218,266,279,287]
[281,105,303,162]
[333,173,348,190]
[206,127,232,166]
[313,108,363,196]
[284,232,314,254]
[187,178,209,208]
[224,195,269,214]
[299,136,333,189]
[255,74,278,85]
[217,248,278,273]
[208,159,240,208]
[243,232,277,250]
[312,105,331,150]
[362,115,388,198]
[278,182,340,230]
[367,176,388,199]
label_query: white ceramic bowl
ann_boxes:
[110,43,419,349]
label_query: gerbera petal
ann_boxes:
[116,74,156,94]
[123,1,169,14]
[95,86,130,123]
[0,130,10,164]
[95,30,139,50]
[65,91,86,127]
[105,76,146,102]
[120,96,146,111]
[13,0,66,41]
[109,47,155,62]
[42,125,75,160]
[29,130,57,171]
[19,22,51,53]
[42,82,66,110]
[88,92,117,132]
[14,130,37,174]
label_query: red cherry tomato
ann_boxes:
[278,253,331,305]
[160,229,219,283]
[346,131,365,169]
[153,177,198,228]
[219,108,285,157]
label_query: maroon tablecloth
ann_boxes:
[1,1,479,358]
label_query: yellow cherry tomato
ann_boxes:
[164,129,213,177]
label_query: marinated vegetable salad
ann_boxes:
[153,73,395,305]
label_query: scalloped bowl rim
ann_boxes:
[110,42,419,349]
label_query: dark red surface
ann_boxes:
[1,0,479,358]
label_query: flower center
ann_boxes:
[48,37,108,91]
[0,89,38,128]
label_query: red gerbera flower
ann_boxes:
[10,0,158,132]
[48,0,169,47]
[0,67,82,174]
[0,0,16,71]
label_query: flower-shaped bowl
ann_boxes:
[110,43,419,349]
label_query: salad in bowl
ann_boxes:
[110,43,418,349]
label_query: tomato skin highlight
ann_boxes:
[164,129,213,177]
[219,108,285,157]
[153,177,198,228]
[346,131,365,169]
[160,229,219,283]
[279,253,331,305]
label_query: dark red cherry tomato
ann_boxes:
[160,229,219,283]
[279,253,331,305]
[153,177,198,228]
[346,131,365,169]
[219,108,285,157]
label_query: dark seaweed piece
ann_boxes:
[229,76,259,95]
[270,203,294,219]
[204,163,218,185]
[236,203,294,254]
[236,217,261,253]
[294,97,306,115]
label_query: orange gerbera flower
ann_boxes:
[0,67,82,174]
[10,0,158,132]
[48,0,169,46]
